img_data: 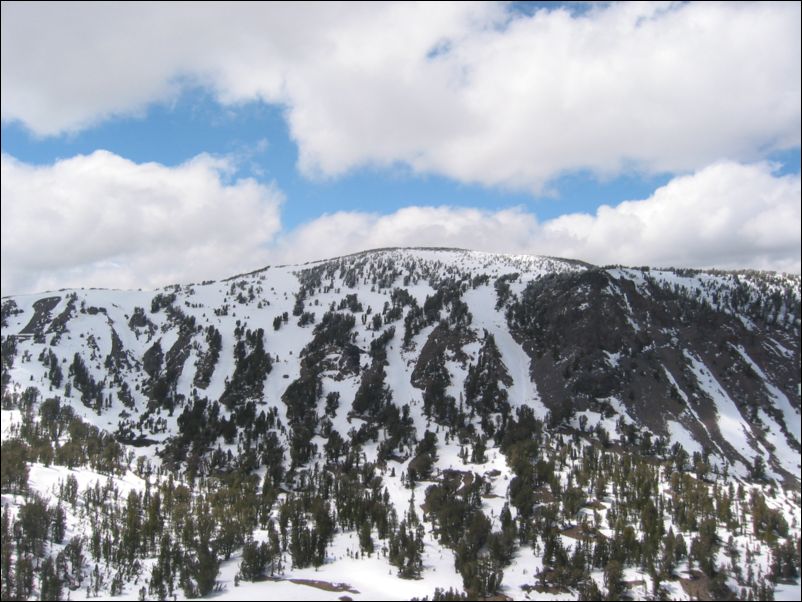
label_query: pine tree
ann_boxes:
[604,560,624,601]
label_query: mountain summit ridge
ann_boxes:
[3,248,799,480]
[1,247,800,600]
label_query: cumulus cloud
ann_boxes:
[274,161,801,273]
[1,151,282,295]
[541,162,802,272]
[2,2,799,191]
[1,154,798,295]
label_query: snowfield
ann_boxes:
[2,248,799,601]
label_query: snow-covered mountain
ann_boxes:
[2,247,800,601]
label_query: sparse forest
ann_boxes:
[1,249,799,601]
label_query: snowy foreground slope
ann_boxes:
[1,247,800,601]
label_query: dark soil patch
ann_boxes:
[533,486,556,504]
[561,524,605,542]
[679,569,711,601]
[288,578,360,594]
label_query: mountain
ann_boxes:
[1,247,800,601]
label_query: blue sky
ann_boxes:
[1,2,800,294]
[1,87,696,228]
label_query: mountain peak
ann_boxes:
[1,251,799,600]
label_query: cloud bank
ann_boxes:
[1,152,283,295]
[3,153,798,295]
[276,161,801,273]
[2,2,799,191]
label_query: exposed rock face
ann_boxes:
[505,267,800,482]
[1,248,799,484]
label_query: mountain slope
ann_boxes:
[1,247,800,601]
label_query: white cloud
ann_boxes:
[275,161,801,273]
[541,161,801,271]
[1,151,283,295]
[2,2,799,191]
[1,154,798,295]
